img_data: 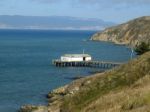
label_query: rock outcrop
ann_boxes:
[91,16,150,46]
[19,75,98,112]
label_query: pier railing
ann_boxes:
[52,59,123,69]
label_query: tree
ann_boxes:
[135,42,150,55]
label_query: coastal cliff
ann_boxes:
[20,51,150,112]
[91,16,150,46]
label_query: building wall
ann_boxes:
[85,57,92,61]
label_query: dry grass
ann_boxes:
[91,16,150,46]
[60,52,150,112]
[83,75,150,112]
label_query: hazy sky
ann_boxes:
[0,0,150,23]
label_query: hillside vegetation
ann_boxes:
[91,16,150,46]
[20,51,150,112]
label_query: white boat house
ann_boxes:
[60,54,92,62]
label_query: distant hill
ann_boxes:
[91,16,150,46]
[0,15,114,30]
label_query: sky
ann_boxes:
[0,0,150,23]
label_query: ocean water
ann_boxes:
[0,29,135,112]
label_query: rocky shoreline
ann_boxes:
[91,31,130,46]
[91,16,150,47]
[20,73,103,112]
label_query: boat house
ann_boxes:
[52,54,122,68]
[60,54,92,62]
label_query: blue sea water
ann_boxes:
[0,29,135,112]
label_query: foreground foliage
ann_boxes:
[61,52,150,112]
[135,42,150,55]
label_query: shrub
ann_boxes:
[135,42,150,55]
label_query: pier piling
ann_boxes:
[52,60,122,69]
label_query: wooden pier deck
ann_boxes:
[52,60,123,69]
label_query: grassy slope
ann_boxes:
[60,52,150,112]
[91,16,150,46]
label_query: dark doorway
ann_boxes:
[83,57,86,61]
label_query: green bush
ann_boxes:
[135,42,150,55]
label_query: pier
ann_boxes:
[52,60,122,69]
